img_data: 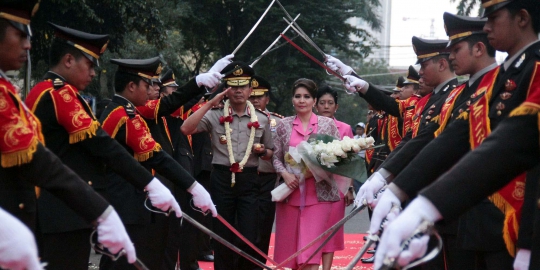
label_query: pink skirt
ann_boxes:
[274,195,345,268]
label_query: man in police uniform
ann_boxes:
[182,61,274,270]
[99,57,218,269]
[374,0,540,268]
[400,66,421,101]
[0,1,137,268]
[391,76,405,99]
[248,75,283,264]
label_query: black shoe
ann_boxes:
[367,249,376,254]
[198,254,214,262]
[363,235,368,241]
[361,255,375,263]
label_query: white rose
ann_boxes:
[357,138,366,148]
[365,136,375,147]
[352,144,361,153]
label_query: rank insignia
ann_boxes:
[505,79,517,91]
[496,102,505,111]
[500,92,512,100]
[515,53,526,68]
[219,135,227,144]
[442,85,449,92]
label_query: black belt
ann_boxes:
[213,164,258,173]
[258,171,277,176]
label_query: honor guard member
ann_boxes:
[248,75,283,264]
[158,69,208,270]
[400,66,422,135]
[182,61,274,270]
[371,13,509,269]
[342,37,457,207]
[374,1,540,269]
[391,76,405,99]
[0,1,138,267]
[99,57,218,269]
[24,23,184,270]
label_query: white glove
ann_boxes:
[368,188,401,234]
[0,208,42,270]
[97,209,136,264]
[374,196,442,269]
[513,249,531,270]
[190,182,218,217]
[343,75,369,94]
[355,172,387,207]
[145,178,182,218]
[209,54,234,73]
[325,54,353,75]
[196,72,223,89]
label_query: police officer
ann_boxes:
[248,75,283,265]
[0,1,136,267]
[99,56,218,269]
[181,61,274,270]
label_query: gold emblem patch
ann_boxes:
[233,66,243,76]
[156,63,163,75]
[100,40,109,54]
[252,79,259,88]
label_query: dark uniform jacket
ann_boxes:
[98,79,203,224]
[402,42,540,252]
[0,74,109,232]
[25,72,154,233]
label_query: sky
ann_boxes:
[380,0,507,67]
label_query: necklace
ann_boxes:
[223,100,258,186]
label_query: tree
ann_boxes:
[450,0,483,16]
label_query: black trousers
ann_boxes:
[196,170,214,257]
[211,167,259,270]
[100,215,169,270]
[253,172,276,268]
[39,228,92,270]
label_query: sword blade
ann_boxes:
[181,213,272,270]
[275,204,366,268]
[24,49,31,99]
[250,13,301,67]
[282,18,326,58]
[345,238,376,270]
[132,258,150,270]
[231,0,277,55]
[216,214,278,265]
[280,33,345,81]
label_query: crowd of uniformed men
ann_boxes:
[1,0,540,269]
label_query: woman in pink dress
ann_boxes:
[315,85,355,269]
[272,78,341,270]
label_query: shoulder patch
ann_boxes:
[52,78,65,90]
[256,108,269,116]
[269,111,284,118]
[123,102,136,118]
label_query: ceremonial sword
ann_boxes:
[274,203,367,268]
[90,230,150,270]
[250,13,301,67]
[275,0,326,59]
[231,0,277,55]
[23,50,31,99]
[145,199,272,269]
[379,220,443,270]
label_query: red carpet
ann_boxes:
[198,233,374,269]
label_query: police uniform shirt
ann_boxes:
[258,110,282,173]
[197,106,274,167]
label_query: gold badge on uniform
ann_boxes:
[219,135,227,144]
[270,119,276,127]
[233,66,243,76]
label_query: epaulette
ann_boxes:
[123,102,136,118]
[269,111,284,119]
[52,78,65,90]
[255,108,270,119]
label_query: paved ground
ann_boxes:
[89,204,371,268]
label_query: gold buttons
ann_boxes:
[19,203,24,209]
[88,181,93,186]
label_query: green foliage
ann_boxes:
[450,0,483,16]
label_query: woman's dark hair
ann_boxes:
[316,85,338,104]
[292,78,318,98]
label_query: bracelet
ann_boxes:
[257,149,268,157]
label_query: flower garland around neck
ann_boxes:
[223,100,259,187]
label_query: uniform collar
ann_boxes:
[469,62,499,87]
[433,77,456,94]
[113,94,136,108]
[503,40,540,71]
[0,69,7,80]
[229,104,251,117]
